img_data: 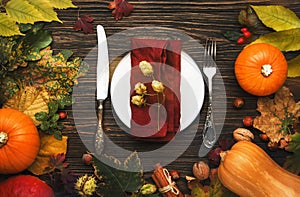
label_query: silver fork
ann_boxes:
[202,38,217,148]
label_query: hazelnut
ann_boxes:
[192,161,210,180]
[82,153,93,165]
[233,97,245,109]
[233,128,254,142]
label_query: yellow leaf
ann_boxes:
[288,55,300,78]
[5,0,46,24]
[27,0,62,23]
[51,0,77,9]
[28,133,68,175]
[251,5,300,31]
[0,13,23,37]
[249,28,300,52]
[3,86,49,125]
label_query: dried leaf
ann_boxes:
[3,86,50,125]
[253,86,300,143]
[108,0,133,20]
[92,151,143,197]
[251,5,300,31]
[249,28,300,52]
[73,14,94,34]
[288,54,300,78]
[28,132,68,175]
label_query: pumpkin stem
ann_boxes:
[261,64,273,77]
[220,151,228,162]
[0,132,8,148]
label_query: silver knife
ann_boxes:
[95,25,109,155]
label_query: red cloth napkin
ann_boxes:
[130,38,181,141]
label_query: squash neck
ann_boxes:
[0,132,8,148]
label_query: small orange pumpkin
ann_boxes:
[235,43,288,96]
[0,108,40,174]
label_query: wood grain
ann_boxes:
[2,0,299,196]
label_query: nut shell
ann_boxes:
[233,128,254,142]
[192,161,210,180]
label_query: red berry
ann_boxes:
[237,37,245,44]
[259,133,269,142]
[240,27,249,33]
[82,153,93,165]
[243,116,253,127]
[58,111,67,119]
[243,31,251,38]
[233,97,245,109]
[169,170,180,180]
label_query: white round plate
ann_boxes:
[110,51,205,131]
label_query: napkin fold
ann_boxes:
[130,38,181,141]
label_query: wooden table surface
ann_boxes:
[6,0,300,196]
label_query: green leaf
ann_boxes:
[51,114,60,122]
[23,28,52,61]
[0,13,23,37]
[283,133,300,174]
[54,130,63,140]
[5,0,45,24]
[48,101,59,116]
[40,121,50,131]
[251,5,300,31]
[288,54,300,77]
[51,0,77,9]
[60,50,73,61]
[27,0,62,23]
[249,28,300,52]
[93,152,144,197]
[35,111,49,121]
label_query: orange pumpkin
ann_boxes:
[235,43,288,96]
[0,108,40,174]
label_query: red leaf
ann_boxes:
[108,0,133,20]
[73,14,94,34]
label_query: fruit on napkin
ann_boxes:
[0,175,55,197]
[130,38,181,141]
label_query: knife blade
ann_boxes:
[95,25,109,155]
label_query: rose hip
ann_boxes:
[243,116,253,127]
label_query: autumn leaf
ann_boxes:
[28,132,68,175]
[93,151,143,196]
[0,13,22,37]
[73,14,94,34]
[288,55,300,78]
[50,0,77,9]
[251,5,300,31]
[3,86,50,125]
[108,0,133,20]
[249,28,300,52]
[283,133,300,175]
[253,86,300,143]
[27,0,62,23]
[5,0,45,24]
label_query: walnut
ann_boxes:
[192,161,210,180]
[233,128,254,142]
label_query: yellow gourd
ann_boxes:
[218,141,300,197]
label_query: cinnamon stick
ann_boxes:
[152,164,184,197]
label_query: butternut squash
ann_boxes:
[218,141,300,197]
